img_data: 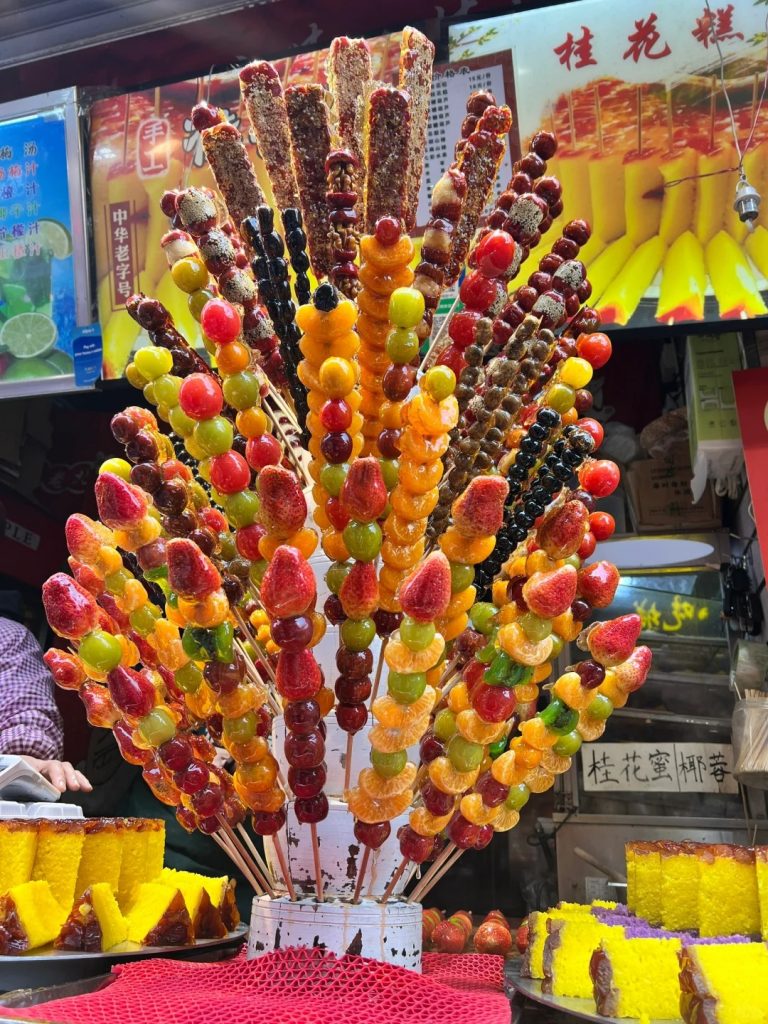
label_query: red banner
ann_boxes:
[733,368,768,570]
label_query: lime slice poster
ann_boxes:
[0,110,76,383]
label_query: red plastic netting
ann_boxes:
[7,949,508,1024]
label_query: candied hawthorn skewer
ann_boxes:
[412,167,467,342]
[191,102,266,234]
[399,26,434,231]
[285,84,334,279]
[357,221,415,458]
[326,149,362,298]
[348,553,452,896]
[240,61,299,209]
[283,208,311,307]
[242,209,309,439]
[327,36,371,206]
[364,86,412,233]
[445,102,512,286]
[125,294,212,382]
[296,283,364,563]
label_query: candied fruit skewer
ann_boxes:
[326,148,362,298]
[412,167,467,343]
[259,546,330,895]
[169,186,287,391]
[239,61,300,210]
[296,283,364,564]
[326,36,371,212]
[242,209,310,441]
[125,293,212,381]
[364,86,412,233]
[357,220,415,458]
[398,26,435,231]
[348,553,453,890]
[445,103,513,286]
[378,353,459,615]
[285,84,334,279]
[283,208,312,307]
[191,102,266,234]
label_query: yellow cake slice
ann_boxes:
[697,844,760,937]
[624,842,637,912]
[117,819,165,910]
[591,931,682,1020]
[0,819,38,891]
[521,905,592,979]
[755,846,768,941]
[154,868,227,939]
[0,880,66,954]
[660,840,700,931]
[543,913,611,999]
[633,841,662,925]
[75,818,124,896]
[125,882,194,946]
[31,819,86,913]
[55,882,128,952]
[679,941,768,1024]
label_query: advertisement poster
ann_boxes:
[733,366,768,574]
[450,0,768,329]
[0,90,88,388]
[90,37,516,379]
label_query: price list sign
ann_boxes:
[581,742,738,794]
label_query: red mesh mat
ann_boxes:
[7,949,508,1024]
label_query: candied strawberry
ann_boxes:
[341,457,388,523]
[166,538,222,600]
[95,472,149,529]
[260,546,316,619]
[522,565,577,618]
[65,513,111,561]
[258,465,307,537]
[588,614,642,667]
[339,561,379,619]
[42,572,100,640]
[451,475,509,538]
[275,649,322,701]
[398,552,452,623]
[612,645,652,692]
[98,593,130,632]
[536,500,589,559]
[577,561,620,608]
[68,557,105,597]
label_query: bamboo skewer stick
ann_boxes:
[220,819,276,896]
[417,294,460,374]
[236,823,278,891]
[408,842,456,903]
[212,828,265,896]
[370,638,389,704]
[380,856,408,903]
[311,823,324,902]
[271,832,298,902]
[352,847,371,904]
[413,847,466,904]
[344,732,355,792]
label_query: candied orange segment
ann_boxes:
[321,530,349,562]
[447,681,470,713]
[519,717,558,750]
[460,793,501,827]
[385,634,445,673]
[551,610,582,642]
[492,579,510,606]
[378,585,402,613]
[379,565,409,595]
[346,786,414,823]
[406,393,459,436]
[358,343,391,375]
[540,750,572,775]
[491,751,518,786]
[299,336,331,366]
[497,604,519,625]
[358,261,414,296]
[514,683,539,703]
[359,763,417,799]
[369,715,431,753]
[313,505,331,530]
[357,312,391,345]
[552,671,592,710]
[372,688,436,729]
[444,587,476,618]
[440,613,468,642]
[525,550,557,575]
[456,709,505,745]
[381,538,425,571]
[296,300,357,340]
[524,765,555,794]
[360,234,415,270]
[428,757,479,795]
[398,429,450,464]
[493,807,521,833]
[439,530,495,565]
[599,674,629,708]
[298,360,321,392]
[385,514,425,546]
[381,401,403,429]
[356,288,390,321]
[577,713,607,741]
[532,662,552,684]
[409,806,454,837]
[391,486,439,520]
[397,458,444,494]
[498,623,553,666]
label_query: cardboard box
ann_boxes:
[626,445,722,533]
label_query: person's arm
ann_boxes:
[0,622,91,793]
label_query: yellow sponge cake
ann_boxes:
[117,819,166,910]
[591,931,682,1019]
[660,840,700,932]
[755,846,768,940]
[0,819,38,892]
[31,820,85,913]
[154,868,226,939]
[55,882,128,952]
[125,882,193,946]
[679,941,768,1024]
[697,844,760,937]
[75,818,124,895]
[543,913,611,998]
[633,842,662,925]
[0,880,66,953]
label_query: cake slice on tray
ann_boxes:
[55,881,128,952]
[125,882,194,947]
[0,880,66,954]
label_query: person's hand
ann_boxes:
[20,756,92,793]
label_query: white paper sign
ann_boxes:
[581,742,738,794]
